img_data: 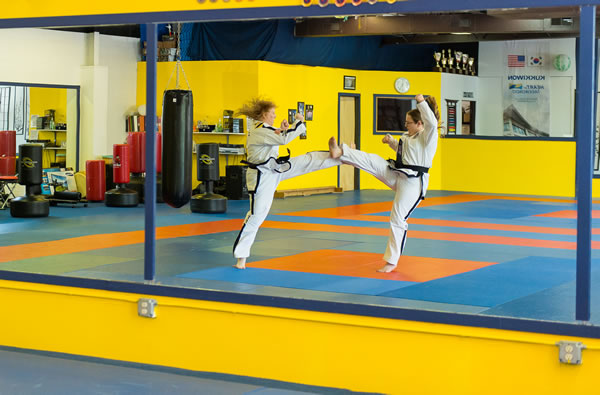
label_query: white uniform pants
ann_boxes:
[233,151,340,259]
[340,143,424,265]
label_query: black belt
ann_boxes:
[401,163,429,173]
[389,159,429,174]
[242,149,291,169]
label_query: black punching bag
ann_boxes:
[190,143,227,213]
[162,89,193,208]
[10,143,49,218]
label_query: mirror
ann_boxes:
[0,82,80,171]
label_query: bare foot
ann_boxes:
[329,137,342,159]
[377,263,397,273]
[350,142,356,149]
[234,258,246,269]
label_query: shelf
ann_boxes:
[37,129,67,132]
[194,132,246,136]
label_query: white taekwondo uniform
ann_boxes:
[233,120,341,259]
[339,100,438,265]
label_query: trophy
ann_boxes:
[433,51,442,72]
[468,57,475,75]
[454,51,463,74]
[462,53,469,71]
[448,49,454,72]
[441,49,447,71]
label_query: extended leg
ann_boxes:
[331,141,396,189]
[282,151,341,181]
[380,175,422,272]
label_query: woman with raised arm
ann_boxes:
[329,94,440,273]
[233,98,341,269]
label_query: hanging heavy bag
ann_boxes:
[162,89,193,208]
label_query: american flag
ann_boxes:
[508,54,525,67]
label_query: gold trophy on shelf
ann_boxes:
[462,53,469,72]
[454,51,463,74]
[447,49,454,72]
[441,49,448,72]
[433,51,442,72]
[468,57,475,75]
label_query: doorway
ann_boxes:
[338,93,360,191]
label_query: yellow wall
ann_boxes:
[136,60,442,191]
[1,0,390,19]
[257,63,442,190]
[29,87,68,168]
[439,138,577,197]
[137,60,600,198]
[2,279,599,395]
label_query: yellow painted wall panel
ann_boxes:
[1,1,399,19]
[1,280,600,395]
[255,62,442,190]
[1,1,299,19]
[30,87,68,167]
[439,138,576,197]
[137,60,258,177]
[137,60,443,190]
[133,60,600,198]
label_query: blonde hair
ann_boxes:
[236,98,276,121]
[407,96,440,125]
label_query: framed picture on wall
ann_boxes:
[297,102,305,117]
[344,75,356,90]
[288,109,296,124]
[306,105,313,121]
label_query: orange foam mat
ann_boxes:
[3,214,595,265]
[261,221,599,250]
[535,210,600,219]
[248,249,497,282]
[334,215,593,235]
[0,219,243,263]
[281,194,596,219]
[282,194,494,217]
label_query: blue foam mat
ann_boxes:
[378,256,600,307]
[178,267,415,295]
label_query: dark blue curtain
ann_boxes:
[148,20,476,72]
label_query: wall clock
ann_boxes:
[394,77,410,93]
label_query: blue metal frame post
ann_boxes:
[144,23,157,282]
[575,5,596,321]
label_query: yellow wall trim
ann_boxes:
[2,279,599,394]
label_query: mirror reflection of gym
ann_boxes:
[0,84,78,170]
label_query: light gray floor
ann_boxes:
[0,348,377,395]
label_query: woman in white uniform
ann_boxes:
[329,94,440,273]
[233,98,342,269]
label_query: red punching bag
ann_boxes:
[0,130,16,156]
[0,156,16,176]
[86,160,106,201]
[162,90,193,208]
[127,132,146,174]
[104,144,138,207]
[113,144,131,184]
